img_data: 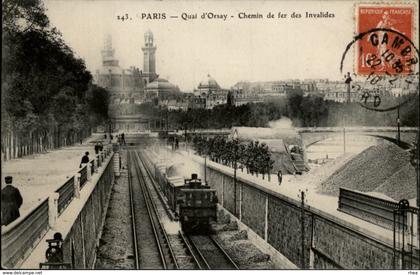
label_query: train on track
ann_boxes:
[177,174,218,233]
[145,155,218,233]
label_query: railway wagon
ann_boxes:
[166,176,184,214]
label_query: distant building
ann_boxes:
[165,99,189,111]
[229,89,264,106]
[145,77,179,100]
[232,80,309,98]
[94,35,146,106]
[193,75,229,109]
[194,75,221,95]
[142,30,158,84]
[188,95,206,109]
[94,31,166,132]
[320,81,359,102]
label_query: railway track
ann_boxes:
[127,150,177,269]
[186,234,239,269]
[128,149,238,270]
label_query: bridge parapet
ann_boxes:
[299,127,417,148]
[297,127,417,133]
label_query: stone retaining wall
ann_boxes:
[61,155,114,268]
[204,163,418,270]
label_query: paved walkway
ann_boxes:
[1,134,107,215]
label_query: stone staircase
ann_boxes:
[290,153,308,174]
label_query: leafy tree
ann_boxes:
[2,0,110,156]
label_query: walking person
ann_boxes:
[80,152,90,168]
[277,170,283,186]
[94,143,100,155]
[1,176,23,226]
[121,133,126,145]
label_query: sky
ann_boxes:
[43,0,417,91]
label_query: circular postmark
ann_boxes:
[340,28,419,112]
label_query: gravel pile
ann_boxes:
[374,163,417,200]
[212,210,274,269]
[319,142,415,199]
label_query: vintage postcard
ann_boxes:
[1,0,419,272]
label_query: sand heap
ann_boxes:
[318,142,416,200]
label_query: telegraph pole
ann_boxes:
[343,72,352,154]
[233,129,239,216]
[298,189,308,269]
[396,91,401,146]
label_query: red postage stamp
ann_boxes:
[357,6,415,76]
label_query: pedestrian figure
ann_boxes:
[80,152,89,168]
[94,143,100,155]
[121,133,126,145]
[104,134,107,140]
[277,170,283,185]
[175,137,179,150]
[99,142,103,152]
[1,176,23,226]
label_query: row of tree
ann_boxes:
[2,0,110,160]
[192,136,275,180]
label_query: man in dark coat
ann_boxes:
[121,133,126,145]
[80,152,90,168]
[1,176,23,226]
[277,170,283,186]
[94,143,100,155]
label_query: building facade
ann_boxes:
[94,32,161,132]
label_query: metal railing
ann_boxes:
[338,188,418,230]
[79,165,88,189]
[55,176,75,216]
[1,149,113,269]
[1,199,49,268]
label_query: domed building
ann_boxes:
[194,74,221,96]
[94,32,162,132]
[193,74,229,109]
[145,77,179,100]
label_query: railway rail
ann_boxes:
[128,149,238,270]
[127,150,177,269]
[185,234,239,269]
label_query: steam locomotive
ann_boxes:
[154,170,218,232]
[176,174,218,233]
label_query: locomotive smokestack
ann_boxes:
[191,173,198,179]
